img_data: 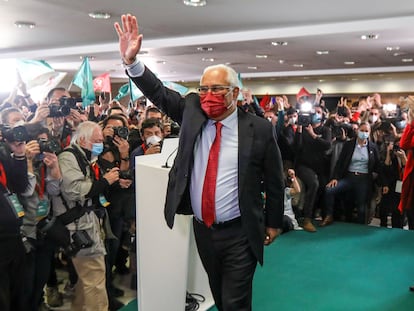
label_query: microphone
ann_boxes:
[162,147,178,168]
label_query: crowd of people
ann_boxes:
[0,12,413,311]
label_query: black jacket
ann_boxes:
[130,67,285,264]
[0,153,29,238]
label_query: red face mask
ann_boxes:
[200,92,232,119]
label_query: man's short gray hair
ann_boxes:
[200,64,239,87]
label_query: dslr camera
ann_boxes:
[37,217,93,257]
[2,125,29,142]
[113,126,129,139]
[48,97,79,117]
[38,138,61,154]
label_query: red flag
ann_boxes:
[259,94,270,110]
[93,73,111,93]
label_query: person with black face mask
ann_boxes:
[115,14,285,311]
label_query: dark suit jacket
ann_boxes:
[130,67,285,264]
[332,138,383,198]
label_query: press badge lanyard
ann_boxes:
[35,164,46,199]
[0,162,24,218]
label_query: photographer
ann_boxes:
[100,115,134,309]
[58,121,120,311]
[30,87,86,149]
[129,117,164,169]
[17,123,64,310]
[0,132,29,311]
[294,95,332,232]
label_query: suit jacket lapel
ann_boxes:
[237,109,254,198]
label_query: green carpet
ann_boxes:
[122,222,414,311]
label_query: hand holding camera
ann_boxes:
[25,140,40,160]
[103,167,120,185]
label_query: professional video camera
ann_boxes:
[2,125,29,142]
[297,100,314,126]
[382,103,401,121]
[331,122,354,139]
[48,97,80,117]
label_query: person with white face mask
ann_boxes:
[115,14,285,311]
[129,118,164,169]
[323,122,386,226]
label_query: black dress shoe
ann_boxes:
[109,297,125,311]
[409,285,414,292]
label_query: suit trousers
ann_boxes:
[193,218,257,311]
[0,236,25,311]
[71,255,108,311]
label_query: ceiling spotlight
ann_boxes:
[247,66,257,70]
[316,50,329,55]
[393,52,407,57]
[14,21,36,29]
[197,47,213,52]
[80,56,95,60]
[361,34,379,40]
[278,60,285,64]
[271,41,288,46]
[344,61,355,65]
[293,64,304,68]
[183,0,207,7]
[386,46,400,51]
[255,54,268,59]
[201,58,214,62]
[402,58,413,63]
[88,12,111,19]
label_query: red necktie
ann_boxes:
[201,122,223,227]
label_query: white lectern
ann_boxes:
[135,138,214,311]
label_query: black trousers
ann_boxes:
[0,236,26,311]
[193,218,257,311]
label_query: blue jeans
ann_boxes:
[324,174,371,224]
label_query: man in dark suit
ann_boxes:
[115,14,285,311]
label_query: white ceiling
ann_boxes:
[1,0,414,84]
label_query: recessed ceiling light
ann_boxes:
[293,64,304,68]
[14,21,36,29]
[80,56,95,60]
[247,66,257,70]
[183,0,207,7]
[316,50,329,55]
[393,52,407,57]
[344,61,355,65]
[278,60,285,64]
[255,54,268,59]
[402,58,413,63]
[201,58,214,62]
[319,79,325,82]
[361,34,379,40]
[386,46,400,51]
[351,78,359,81]
[197,47,213,52]
[88,12,111,19]
[271,41,288,46]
